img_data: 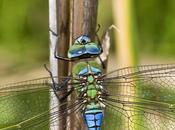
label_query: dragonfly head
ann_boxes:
[68,35,102,59]
[74,35,91,45]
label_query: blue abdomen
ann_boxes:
[83,109,103,130]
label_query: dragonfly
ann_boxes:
[0,35,175,130]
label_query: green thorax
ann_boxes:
[72,61,102,99]
[72,61,102,76]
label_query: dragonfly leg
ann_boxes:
[44,64,74,101]
[59,87,74,102]
[44,64,72,90]
[95,24,101,49]
[95,25,106,69]
[49,28,58,36]
[98,56,106,69]
[44,64,61,99]
[50,29,73,62]
[49,29,70,61]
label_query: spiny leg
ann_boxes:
[44,64,74,101]
[49,29,74,62]
[95,24,106,69]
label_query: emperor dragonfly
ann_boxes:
[1,35,175,130]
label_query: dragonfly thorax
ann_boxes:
[79,73,104,100]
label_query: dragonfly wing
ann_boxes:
[101,95,175,130]
[103,64,175,102]
[0,77,86,130]
[101,64,175,130]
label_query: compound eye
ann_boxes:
[81,35,91,43]
[75,35,91,45]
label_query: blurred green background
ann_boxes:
[0,0,175,81]
[0,0,48,82]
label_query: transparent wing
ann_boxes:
[0,77,86,130]
[101,64,175,130]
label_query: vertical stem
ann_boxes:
[49,0,59,130]
[57,0,70,130]
[49,0,58,78]
[49,0,70,130]
[72,0,98,40]
[57,0,70,77]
